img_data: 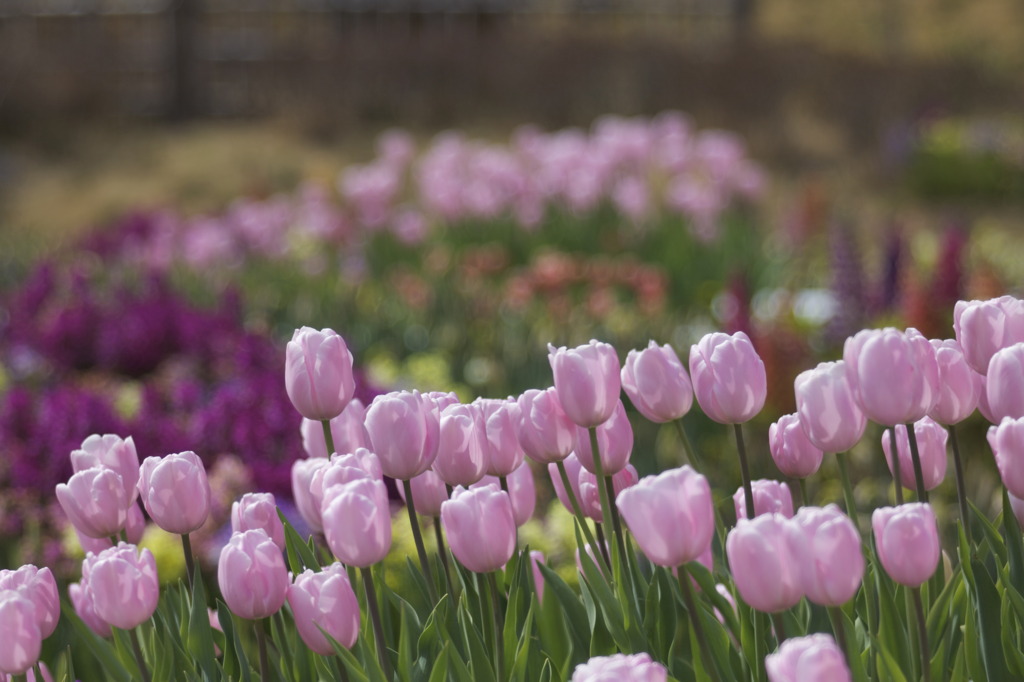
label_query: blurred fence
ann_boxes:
[0,0,742,122]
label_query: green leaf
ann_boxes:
[457,594,496,682]
[1001,597,1024,677]
[970,499,1008,566]
[279,508,321,574]
[59,601,132,682]
[876,640,910,682]
[536,563,589,654]
[427,644,451,682]
[1003,486,1024,597]
[535,573,573,676]
[969,556,1013,681]
[572,523,641,652]
[925,567,963,645]
[187,569,219,681]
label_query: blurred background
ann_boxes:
[0,0,1022,574]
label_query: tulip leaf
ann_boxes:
[187,568,219,681]
[457,594,496,682]
[872,562,911,678]
[535,570,573,676]
[963,599,985,682]
[536,563,589,657]
[501,582,519,681]
[572,523,638,652]
[1000,597,1024,677]
[875,641,910,682]
[426,643,450,682]
[279,509,321,574]
[329,636,372,682]
[1003,486,1024,596]
[969,555,1013,681]
[925,566,962,645]
[395,595,422,682]
[999,563,1024,623]
[217,601,252,682]
[511,604,536,682]
[970,499,1008,565]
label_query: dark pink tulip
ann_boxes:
[0,566,59,639]
[365,391,440,481]
[300,398,370,458]
[56,466,131,539]
[435,403,489,487]
[285,327,356,421]
[571,653,667,682]
[70,434,140,506]
[83,543,160,630]
[579,464,638,523]
[953,295,1024,375]
[621,341,694,423]
[794,361,866,453]
[928,340,983,425]
[689,331,767,424]
[477,398,526,477]
[68,580,110,638]
[726,513,809,612]
[986,343,1024,421]
[474,462,536,527]
[441,485,517,573]
[882,418,948,492]
[291,458,330,534]
[231,493,285,551]
[573,400,634,475]
[548,340,622,428]
[987,417,1024,498]
[516,388,578,464]
[0,590,41,675]
[138,451,211,535]
[617,466,714,567]
[793,505,864,606]
[218,530,289,620]
[872,503,940,587]
[765,633,851,682]
[769,413,824,479]
[398,469,450,518]
[287,564,361,655]
[322,478,392,567]
[734,479,794,520]
[843,328,940,425]
[548,454,585,514]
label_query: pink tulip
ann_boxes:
[579,464,638,522]
[794,361,866,453]
[576,542,611,577]
[617,466,714,567]
[0,566,59,639]
[573,400,634,475]
[56,466,131,539]
[1008,491,1024,530]
[287,564,361,655]
[621,341,694,423]
[548,340,622,428]
[987,417,1024,498]
[843,328,940,425]
[882,418,948,492]
[734,480,794,520]
[953,295,1024,374]
[0,662,52,682]
[138,451,211,535]
[231,493,285,551]
[769,413,824,478]
[978,373,998,423]
[765,633,851,682]
[548,454,585,514]
[517,388,578,464]
[70,434,140,506]
[424,391,461,414]
[726,513,809,612]
[793,505,863,606]
[365,391,440,481]
[309,450,383,518]
[689,331,767,424]
[474,462,537,527]
[82,543,159,630]
[435,403,489,487]
[872,503,940,587]
[291,458,330,534]
[300,398,370,458]
[76,501,145,556]
[284,327,356,421]
[321,478,392,568]
[571,653,668,682]
[218,530,289,619]
[986,343,1024,421]
[0,590,41,675]
[529,551,546,604]
[68,580,110,638]
[397,469,450,518]
[928,340,983,425]
[441,485,517,573]
[477,398,526,477]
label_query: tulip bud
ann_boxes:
[987,342,1024,421]
[435,403,489,487]
[517,388,578,464]
[843,328,940,425]
[0,590,42,676]
[769,413,824,478]
[300,398,370,459]
[231,493,285,551]
[82,543,159,630]
[70,434,140,506]
[928,339,983,425]
[765,633,852,682]
[617,466,714,567]
[398,469,450,518]
[292,458,330,534]
[621,341,694,423]
[138,451,211,535]
[794,361,866,453]
[871,503,940,587]
[734,479,794,520]
[573,400,634,475]
[579,464,637,523]
[953,295,1024,374]
[287,564,361,655]
[793,505,863,606]
[689,331,767,424]
[477,398,526,477]
[548,340,622,428]
[441,485,517,573]
[726,513,809,612]
[882,418,948,492]
[473,462,537,527]
[321,478,392,568]
[571,653,668,682]
[285,327,356,421]
[218,530,289,619]
[987,417,1024,498]
[548,454,585,515]
[365,391,440,481]
[56,467,131,539]
[0,566,59,639]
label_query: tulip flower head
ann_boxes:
[573,400,634,475]
[953,295,1024,375]
[881,418,948,492]
[793,361,866,453]
[793,505,864,606]
[986,342,1024,421]
[726,513,809,612]
[82,543,159,630]
[769,413,824,479]
[621,340,694,423]
[138,451,211,535]
[0,566,59,639]
[516,388,578,464]
[548,453,586,515]
[231,492,285,551]
[397,469,450,518]
[548,340,622,428]
[56,466,131,539]
[68,580,110,638]
[473,462,537,527]
[218,530,289,620]
[70,433,141,506]
[765,633,851,682]
[571,652,668,682]
[365,391,440,481]
[435,403,489,487]
[321,477,393,568]
[871,503,940,587]
[843,328,940,426]
[284,326,356,421]
[579,464,637,523]
[987,417,1024,498]
[441,484,517,573]
[0,590,42,676]
[287,564,361,655]
[928,339,982,425]
[689,331,767,424]
[291,458,330,534]
[300,398,370,459]
[477,398,526,477]
[734,479,794,520]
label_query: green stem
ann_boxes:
[320,418,336,456]
[181,532,196,589]
[555,459,612,576]
[949,424,971,544]
[797,477,810,510]
[771,612,787,644]
[499,475,510,496]
[679,564,721,682]
[827,606,851,668]
[130,626,153,682]
[360,566,392,680]
[835,451,861,531]
[673,417,706,470]
[904,422,929,503]
[402,478,439,602]
[888,428,905,505]
[734,424,755,520]
[433,518,455,597]
[255,619,270,682]
[753,610,766,682]
[594,522,612,570]
[589,427,621,590]
[912,587,932,682]
[486,571,506,682]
